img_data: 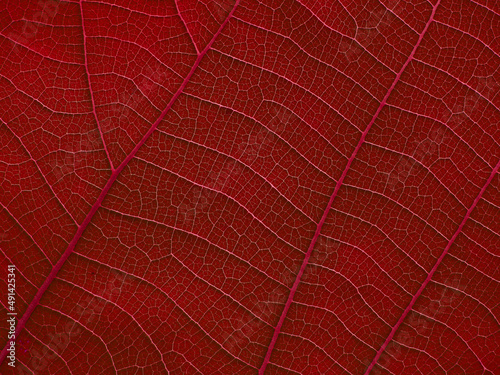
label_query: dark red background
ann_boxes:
[1,0,499,373]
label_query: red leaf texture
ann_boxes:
[1,0,499,374]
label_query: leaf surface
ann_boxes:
[1,0,499,374]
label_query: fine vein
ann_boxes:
[0,0,240,365]
[258,1,442,373]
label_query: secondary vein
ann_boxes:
[0,0,240,366]
[258,1,442,373]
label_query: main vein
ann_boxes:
[0,0,240,366]
[364,159,500,375]
[258,2,442,373]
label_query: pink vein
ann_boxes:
[174,0,200,56]
[364,159,500,374]
[79,0,114,171]
[0,0,240,366]
[258,2,442,373]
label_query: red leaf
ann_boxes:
[1,0,499,374]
